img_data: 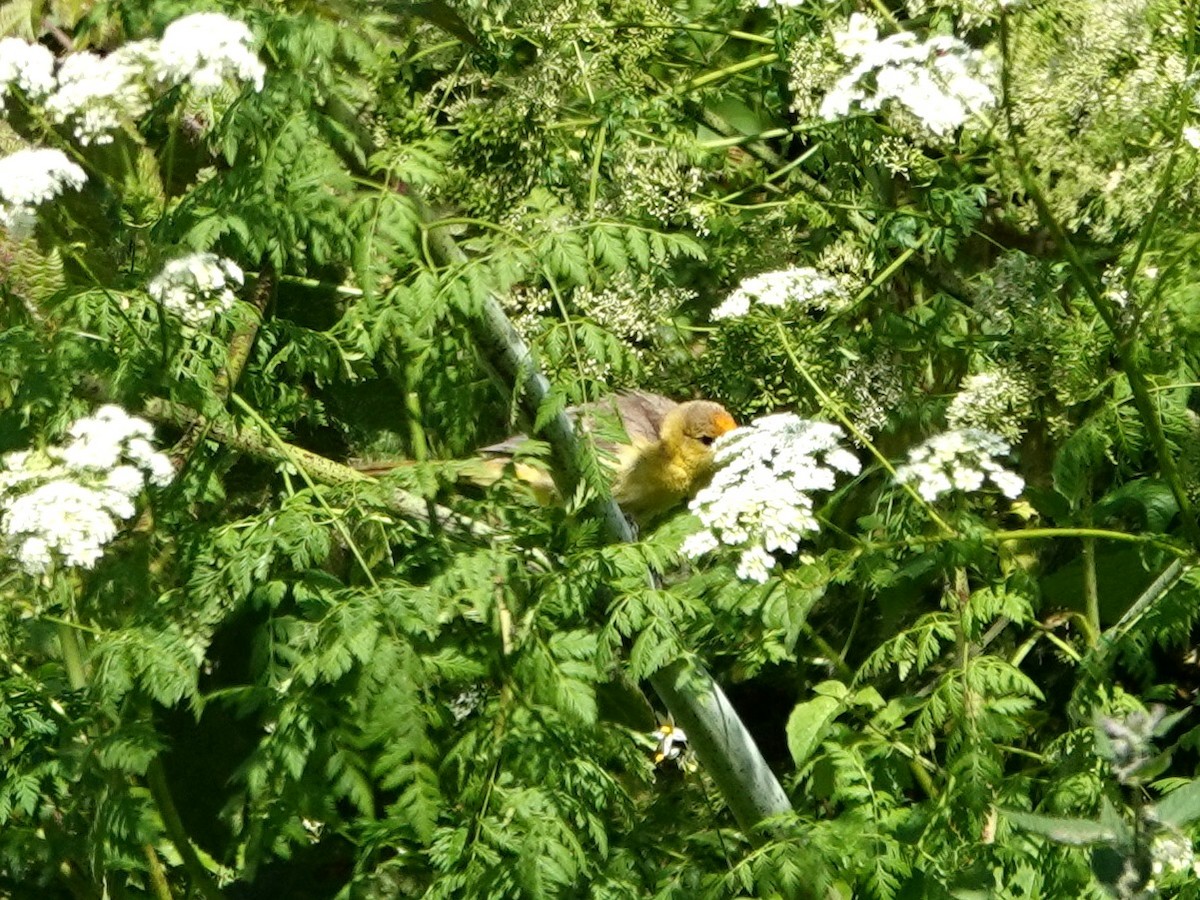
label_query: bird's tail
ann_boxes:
[350,456,559,504]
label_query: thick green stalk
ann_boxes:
[56,620,87,691]
[424,215,792,834]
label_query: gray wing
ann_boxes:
[612,391,677,444]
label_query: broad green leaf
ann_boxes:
[786,681,848,768]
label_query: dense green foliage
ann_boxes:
[4,0,1200,896]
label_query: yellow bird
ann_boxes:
[479,391,738,523]
[608,395,737,521]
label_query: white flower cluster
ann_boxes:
[0,148,86,238]
[820,14,996,138]
[0,13,263,149]
[712,267,847,320]
[147,252,244,326]
[45,44,154,146]
[155,13,265,95]
[0,406,174,575]
[609,145,710,234]
[0,37,55,109]
[894,429,1024,502]
[682,414,861,583]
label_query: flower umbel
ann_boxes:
[682,414,861,582]
[0,406,174,575]
[712,267,848,320]
[45,47,154,146]
[894,428,1024,502]
[820,14,995,138]
[945,370,1033,443]
[1149,831,1199,880]
[148,252,244,326]
[0,148,86,238]
[155,13,265,94]
[61,405,175,485]
[0,38,56,109]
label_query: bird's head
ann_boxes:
[658,400,738,479]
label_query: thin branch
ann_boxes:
[773,321,955,536]
[146,759,224,900]
[1104,559,1191,644]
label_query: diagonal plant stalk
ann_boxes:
[423,212,792,834]
[1104,558,1191,645]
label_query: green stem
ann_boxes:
[1082,537,1100,647]
[1123,0,1197,296]
[231,393,380,591]
[275,274,364,297]
[987,527,1188,555]
[1104,558,1190,643]
[143,397,492,541]
[52,588,191,899]
[773,321,955,536]
[146,759,223,900]
[802,624,854,681]
[56,620,87,691]
[681,52,778,92]
[651,658,793,831]
[143,844,174,900]
[215,262,274,399]
[867,0,902,29]
[908,758,938,799]
[699,126,793,149]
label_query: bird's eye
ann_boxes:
[699,435,716,446]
